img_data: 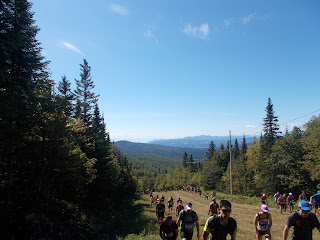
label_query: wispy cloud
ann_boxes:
[110,4,128,15]
[184,23,209,39]
[224,13,258,27]
[144,28,158,43]
[240,13,256,24]
[224,18,234,27]
[58,41,84,55]
[246,125,256,129]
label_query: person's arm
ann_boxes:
[174,227,178,240]
[196,220,200,239]
[269,213,272,229]
[254,214,259,234]
[231,228,236,240]
[202,231,209,240]
[283,225,290,240]
[159,224,165,240]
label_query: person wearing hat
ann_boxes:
[310,190,320,216]
[283,200,320,240]
[177,202,199,240]
[286,193,294,214]
[208,197,219,216]
[254,204,272,240]
[202,200,237,240]
[160,214,178,240]
[261,194,267,204]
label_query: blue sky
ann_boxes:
[30,0,320,142]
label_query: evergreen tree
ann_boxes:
[56,75,74,117]
[0,0,53,236]
[206,140,216,160]
[233,138,240,160]
[74,59,99,124]
[189,154,195,172]
[262,97,281,151]
[240,135,248,156]
[182,151,188,167]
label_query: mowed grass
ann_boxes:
[120,190,320,240]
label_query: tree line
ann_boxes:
[0,1,136,239]
[145,98,320,199]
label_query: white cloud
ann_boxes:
[184,23,209,39]
[110,4,128,15]
[58,41,84,55]
[246,125,256,129]
[240,13,256,24]
[144,28,158,43]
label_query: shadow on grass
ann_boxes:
[115,195,158,239]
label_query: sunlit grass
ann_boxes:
[120,190,319,240]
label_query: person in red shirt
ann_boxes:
[160,214,178,240]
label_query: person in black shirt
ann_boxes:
[202,199,237,240]
[283,200,320,240]
[160,214,178,240]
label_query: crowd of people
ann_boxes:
[150,189,320,240]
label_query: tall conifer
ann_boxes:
[74,59,99,124]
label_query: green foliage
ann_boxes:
[0,2,137,238]
[302,116,320,188]
[206,140,216,160]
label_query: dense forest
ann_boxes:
[0,1,136,239]
[1,1,320,239]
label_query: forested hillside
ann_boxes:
[115,140,206,162]
[0,1,136,239]
[145,98,320,199]
[1,1,320,240]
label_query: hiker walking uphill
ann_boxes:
[283,200,320,240]
[254,205,272,240]
[202,200,237,240]
[208,197,219,216]
[177,202,200,240]
[286,193,294,214]
[176,202,184,216]
[160,214,178,240]
[156,199,166,225]
[168,196,174,213]
[310,190,320,216]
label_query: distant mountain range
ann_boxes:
[149,135,255,148]
[114,135,256,163]
[115,141,206,163]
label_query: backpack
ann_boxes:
[210,203,218,211]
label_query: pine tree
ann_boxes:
[206,141,216,160]
[0,0,53,235]
[74,59,99,124]
[56,75,74,117]
[182,151,188,167]
[233,138,240,160]
[262,97,281,148]
[240,135,248,156]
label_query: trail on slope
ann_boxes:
[148,190,318,240]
